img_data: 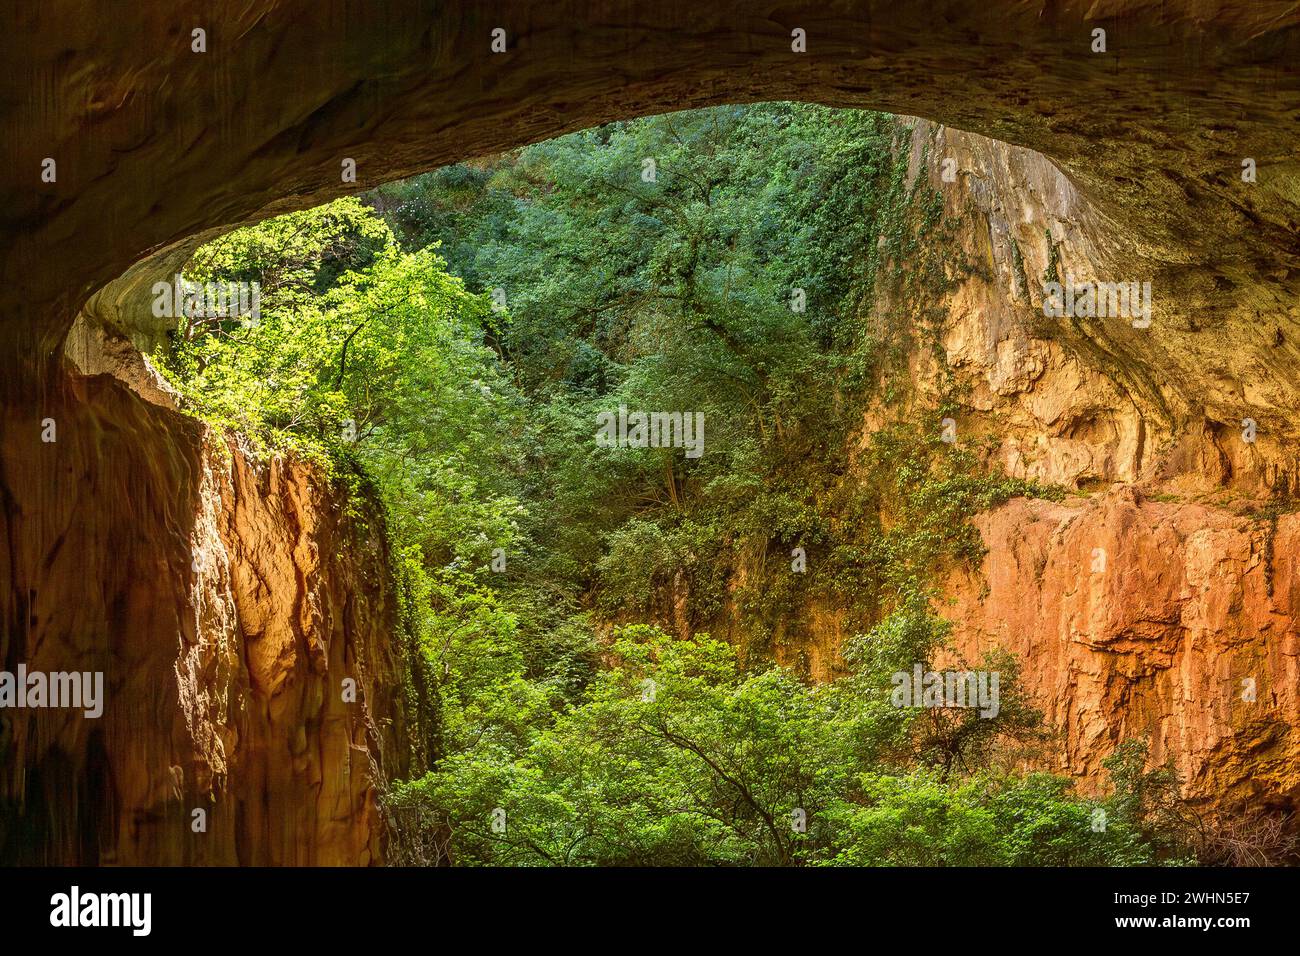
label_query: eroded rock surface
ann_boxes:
[770,115,1300,818]
[944,492,1300,814]
[0,370,413,864]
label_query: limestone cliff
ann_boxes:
[0,362,415,864]
[912,117,1298,815]
[772,118,1300,818]
[945,492,1300,812]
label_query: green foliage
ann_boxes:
[167,104,1192,868]
[371,104,1058,657]
[163,200,508,471]
[390,623,1192,866]
[817,769,1172,867]
[160,198,566,769]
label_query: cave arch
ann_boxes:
[5,0,1300,360]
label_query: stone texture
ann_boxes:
[0,375,414,863]
[4,1,1299,361]
[943,491,1300,815]
[763,115,1300,818]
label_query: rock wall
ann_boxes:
[907,118,1297,813]
[5,1,1298,359]
[944,491,1300,811]
[0,366,412,864]
[899,116,1300,497]
[709,116,1300,818]
[866,119,1299,815]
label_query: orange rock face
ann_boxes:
[943,491,1300,813]
[0,372,415,864]
[744,116,1300,818]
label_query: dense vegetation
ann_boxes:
[160,103,1197,866]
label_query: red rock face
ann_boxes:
[0,372,413,864]
[898,119,1300,816]
[943,491,1300,814]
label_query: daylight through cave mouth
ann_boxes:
[93,102,1295,867]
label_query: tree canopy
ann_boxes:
[160,103,1199,867]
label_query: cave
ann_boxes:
[3,1,1300,867]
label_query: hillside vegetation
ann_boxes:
[160,104,1194,866]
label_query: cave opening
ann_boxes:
[76,102,1288,867]
[6,2,1300,870]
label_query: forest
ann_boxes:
[158,103,1199,866]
